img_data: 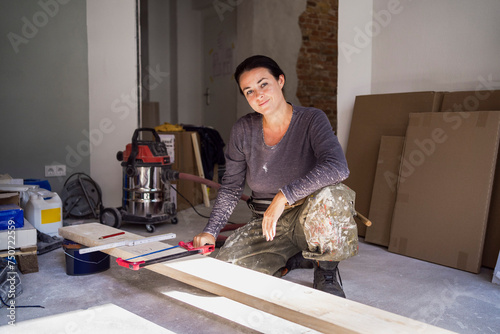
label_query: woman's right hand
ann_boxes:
[193,232,216,254]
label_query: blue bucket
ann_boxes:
[62,240,110,276]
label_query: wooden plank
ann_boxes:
[2,303,175,333]
[0,246,37,258]
[59,223,455,334]
[191,132,210,207]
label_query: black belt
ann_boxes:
[247,197,272,216]
[247,197,307,216]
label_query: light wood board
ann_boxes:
[2,303,174,334]
[59,223,455,334]
[191,132,210,207]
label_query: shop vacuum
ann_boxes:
[100,128,177,233]
[99,127,246,233]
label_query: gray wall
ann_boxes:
[147,0,172,124]
[235,0,305,119]
[0,0,89,195]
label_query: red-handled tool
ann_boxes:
[116,241,214,271]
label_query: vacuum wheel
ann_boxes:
[145,224,155,233]
[100,207,122,228]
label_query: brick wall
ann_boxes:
[297,0,339,131]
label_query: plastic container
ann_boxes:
[24,191,62,237]
[0,204,24,230]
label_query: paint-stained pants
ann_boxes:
[216,184,359,276]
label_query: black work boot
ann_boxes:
[279,252,314,277]
[313,261,346,298]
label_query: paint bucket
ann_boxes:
[62,240,110,276]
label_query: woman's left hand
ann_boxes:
[262,191,288,241]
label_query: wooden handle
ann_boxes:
[355,211,372,227]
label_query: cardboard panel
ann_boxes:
[365,136,405,247]
[484,167,500,268]
[439,90,500,268]
[345,92,443,236]
[440,90,500,112]
[389,111,500,273]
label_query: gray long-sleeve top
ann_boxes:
[203,104,349,238]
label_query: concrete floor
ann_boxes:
[2,199,500,333]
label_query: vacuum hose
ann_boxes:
[163,169,250,202]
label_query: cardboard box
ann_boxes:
[365,136,405,247]
[345,91,443,236]
[0,192,20,206]
[0,204,24,230]
[0,184,38,208]
[389,111,500,273]
[439,90,500,269]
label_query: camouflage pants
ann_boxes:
[216,184,358,276]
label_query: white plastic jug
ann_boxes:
[25,190,62,237]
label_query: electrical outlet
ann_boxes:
[45,165,66,177]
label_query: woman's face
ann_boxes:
[239,67,285,115]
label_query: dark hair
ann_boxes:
[234,55,286,95]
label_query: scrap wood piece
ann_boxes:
[0,246,37,258]
[1,245,39,274]
[58,223,455,334]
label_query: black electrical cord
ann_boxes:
[0,295,44,309]
[170,184,240,224]
[170,184,210,219]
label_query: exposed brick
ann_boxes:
[297,0,338,131]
